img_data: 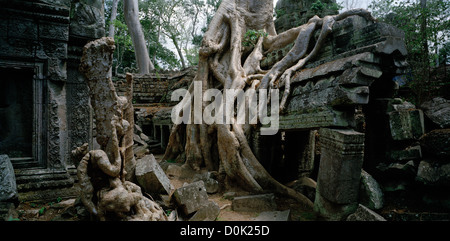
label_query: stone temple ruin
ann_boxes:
[1,0,449,221]
[0,0,104,202]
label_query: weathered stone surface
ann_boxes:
[172,181,209,216]
[298,130,317,177]
[231,194,277,212]
[359,170,384,210]
[134,133,147,146]
[0,202,19,221]
[419,129,450,159]
[376,161,416,192]
[317,128,365,204]
[389,145,422,162]
[388,109,425,141]
[420,97,450,129]
[254,210,291,221]
[192,172,220,194]
[0,155,18,203]
[115,68,196,104]
[133,145,150,159]
[313,184,358,221]
[346,204,386,221]
[70,1,105,39]
[274,0,339,33]
[189,200,220,221]
[273,13,407,131]
[416,160,450,187]
[135,154,174,195]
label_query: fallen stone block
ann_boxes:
[420,97,450,129]
[172,181,209,216]
[189,201,220,221]
[254,210,291,221]
[416,160,450,186]
[0,202,19,221]
[388,109,424,141]
[346,204,386,221]
[231,193,277,212]
[359,169,384,210]
[192,172,220,194]
[389,145,422,161]
[133,144,149,159]
[0,155,18,203]
[135,154,174,195]
[419,129,450,159]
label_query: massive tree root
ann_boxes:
[77,37,166,221]
[164,0,376,209]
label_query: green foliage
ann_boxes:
[7,216,21,221]
[274,9,286,19]
[311,0,326,13]
[368,0,450,103]
[311,0,342,14]
[105,0,206,71]
[39,207,46,216]
[243,29,268,47]
[329,2,343,12]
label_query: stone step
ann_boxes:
[18,186,77,202]
[17,178,74,192]
[15,172,72,185]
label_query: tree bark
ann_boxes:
[78,37,166,221]
[108,0,119,38]
[419,0,430,103]
[164,0,376,209]
[171,35,187,69]
[123,0,155,74]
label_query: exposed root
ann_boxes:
[78,37,167,221]
[163,1,377,210]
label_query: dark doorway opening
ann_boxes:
[0,67,43,168]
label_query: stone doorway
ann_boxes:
[0,66,44,169]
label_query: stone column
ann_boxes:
[314,128,365,220]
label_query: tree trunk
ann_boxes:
[419,0,429,103]
[163,0,376,209]
[78,37,166,221]
[123,0,155,74]
[108,0,119,38]
[171,35,187,69]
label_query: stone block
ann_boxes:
[192,172,220,194]
[419,129,450,159]
[254,210,291,221]
[231,194,277,212]
[420,97,450,129]
[0,155,18,203]
[135,154,174,195]
[359,170,384,210]
[172,181,209,216]
[388,109,424,141]
[189,201,220,221]
[313,185,358,221]
[416,160,450,187]
[346,204,386,221]
[389,145,422,161]
[0,202,19,221]
[317,128,365,204]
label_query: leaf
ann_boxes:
[39,207,46,216]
